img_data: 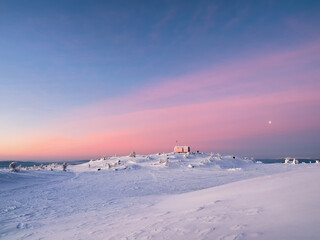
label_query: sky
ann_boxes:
[0,0,320,161]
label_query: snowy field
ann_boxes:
[1,153,320,240]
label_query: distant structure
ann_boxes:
[174,146,190,153]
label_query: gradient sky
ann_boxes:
[1,0,320,160]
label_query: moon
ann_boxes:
[268,120,272,125]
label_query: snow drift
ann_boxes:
[0,152,319,240]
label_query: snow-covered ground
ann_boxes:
[1,153,319,239]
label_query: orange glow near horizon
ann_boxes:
[1,87,319,161]
[1,42,320,160]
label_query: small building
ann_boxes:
[174,146,190,153]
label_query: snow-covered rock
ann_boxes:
[292,158,299,164]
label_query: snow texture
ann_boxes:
[0,152,319,239]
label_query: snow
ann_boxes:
[1,153,320,239]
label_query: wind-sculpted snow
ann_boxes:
[72,153,254,172]
[0,153,319,239]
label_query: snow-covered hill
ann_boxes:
[0,152,319,239]
[71,152,254,172]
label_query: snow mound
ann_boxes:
[70,152,254,172]
[1,152,320,240]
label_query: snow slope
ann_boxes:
[0,153,319,239]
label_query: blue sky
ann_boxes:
[1,0,320,160]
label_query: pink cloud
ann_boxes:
[74,40,320,118]
[2,86,319,160]
[1,41,320,160]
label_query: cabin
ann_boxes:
[174,146,190,153]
